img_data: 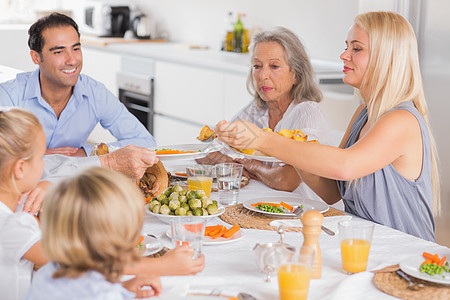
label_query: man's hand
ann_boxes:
[99,145,159,180]
[121,274,162,298]
[18,180,52,214]
[46,147,86,157]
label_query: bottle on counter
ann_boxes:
[233,13,244,52]
[242,28,249,53]
[224,11,234,52]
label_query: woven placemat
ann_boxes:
[219,204,344,232]
[147,247,169,258]
[373,271,450,300]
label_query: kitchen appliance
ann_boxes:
[132,14,151,39]
[117,71,154,134]
[117,56,155,134]
[76,0,133,37]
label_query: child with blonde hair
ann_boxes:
[26,167,162,299]
[0,108,48,300]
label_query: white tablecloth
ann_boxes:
[144,159,449,299]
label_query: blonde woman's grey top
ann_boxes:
[336,102,435,242]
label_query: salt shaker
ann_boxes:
[300,209,323,279]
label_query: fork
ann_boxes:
[396,269,424,290]
[292,206,336,236]
[199,133,217,143]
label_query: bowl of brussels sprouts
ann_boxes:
[145,185,225,224]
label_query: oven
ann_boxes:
[117,71,154,134]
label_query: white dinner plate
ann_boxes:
[165,164,188,178]
[145,204,225,224]
[139,235,163,256]
[399,252,450,285]
[243,197,329,217]
[165,228,244,245]
[151,144,208,161]
[221,143,281,163]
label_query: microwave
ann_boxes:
[75,1,134,37]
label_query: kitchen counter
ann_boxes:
[82,39,343,78]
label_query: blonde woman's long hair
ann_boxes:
[355,11,440,215]
[0,108,42,194]
[41,167,145,282]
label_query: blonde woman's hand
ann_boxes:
[215,119,264,150]
[160,245,205,275]
[122,274,162,298]
[19,180,51,214]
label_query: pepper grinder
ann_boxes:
[300,209,323,279]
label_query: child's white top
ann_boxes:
[0,201,41,300]
[26,262,135,300]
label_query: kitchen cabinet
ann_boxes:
[82,47,122,97]
[153,60,249,145]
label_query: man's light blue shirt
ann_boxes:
[0,68,156,154]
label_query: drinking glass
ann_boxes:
[215,163,243,206]
[278,247,315,300]
[170,217,206,259]
[338,219,374,274]
[186,165,214,198]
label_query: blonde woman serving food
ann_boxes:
[215,12,439,242]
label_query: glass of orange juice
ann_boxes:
[186,165,214,197]
[278,247,314,300]
[338,220,374,274]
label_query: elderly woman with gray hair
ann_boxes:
[198,27,331,196]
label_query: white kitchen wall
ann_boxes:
[131,0,359,62]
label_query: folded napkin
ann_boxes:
[269,216,352,234]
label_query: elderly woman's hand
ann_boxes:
[215,120,265,150]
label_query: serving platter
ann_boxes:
[145,204,225,224]
[165,228,244,245]
[150,144,208,161]
[399,252,450,285]
[221,143,281,163]
[243,197,329,217]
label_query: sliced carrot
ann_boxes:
[205,225,221,236]
[433,254,440,264]
[421,258,433,265]
[280,202,293,211]
[136,236,144,246]
[211,227,228,239]
[423,252,435,260]
[250,202,281,207]
[223,224,240,238]
[208,225,224,237]
[174,172,187,176]
[438,256,447,267]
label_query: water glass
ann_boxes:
[170,217,206,259]
[186,165,214,198]
[278,247,315,300]
[215,163,243,206]
[338,219,374,274]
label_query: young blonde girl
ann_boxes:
[26,167,161,299]
[0,108,48,300]
[216,11,439,242]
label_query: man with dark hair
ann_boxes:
[0,13,155,156]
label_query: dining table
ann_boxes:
[141,158,449,300]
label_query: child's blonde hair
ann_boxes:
[41,167,145,282]
[0,108,43,192]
